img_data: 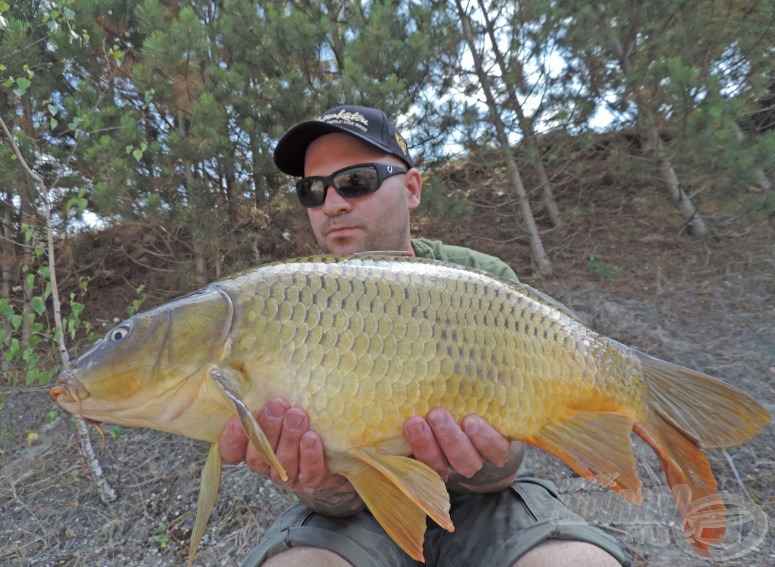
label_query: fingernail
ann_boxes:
[462,415,479,434]
[429,410,446,428]
[285,412,303,431]
[267,402,284,418]
[407,421,426,437]
[301,434,316,450]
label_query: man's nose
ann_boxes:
[321,185,351,215]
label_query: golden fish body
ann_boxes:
[227,257,640,452]
[52,255,769,563]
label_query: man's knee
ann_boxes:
[513,539,622,567]
[263,547,352,567]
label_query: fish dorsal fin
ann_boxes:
[209,366,287,481]
[526,411,642,500]
[352,250,414,257]
[188,442,223,566]
[510,282,582,322]
[345,448,452,562]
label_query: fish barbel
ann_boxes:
[51,255,769,564]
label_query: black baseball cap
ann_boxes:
[273,105,414,177]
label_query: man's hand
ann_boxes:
[219,397,364,517]
[404,407,523,493]
[219,400,523,516]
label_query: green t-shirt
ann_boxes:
[411,237,519,282]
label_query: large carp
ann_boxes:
[51,255,769,564]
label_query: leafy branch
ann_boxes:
[0,113,116,503]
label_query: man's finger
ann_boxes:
[245,398,289,476]
[219,416,248,464]
[462,414,511,467]
[404,416,449,476]
[297,430,328,490]
[256,397,291,452]
[271,407,309,485]
[427,408,482,478]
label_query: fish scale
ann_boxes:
[51,255,769,565]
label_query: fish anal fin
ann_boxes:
[188,442,223,566]
[350,447,452,532]
[344,461,429,562]
[527,411,642,501]
[634,410,725,554]
[210,366,287,481]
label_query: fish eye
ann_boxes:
[109,325,131,341]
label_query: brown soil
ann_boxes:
[1,149,773,566]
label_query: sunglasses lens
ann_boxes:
[333,167,379,198]
[296,178,326,207]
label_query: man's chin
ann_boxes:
[322,236,367,255]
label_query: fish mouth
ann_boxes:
[50,370,91,409]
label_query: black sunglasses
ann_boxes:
[296,162,408,208]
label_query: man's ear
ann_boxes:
[405,168,422,210]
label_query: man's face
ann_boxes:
[304,133,421,254]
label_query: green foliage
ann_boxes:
[127,285,147,317]
[149,523,169,549]
[0,226,56,386]
[107,424,122,442]
[585,252,618,280]
[419,175,472,219]
[0,220,95,387]
[2,0,772,295]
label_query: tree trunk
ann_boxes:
[476,0,562,227]
[646,129,709,236]
[754,169,771,192]
[1,194,11,299]
[178,110,208,287]
[596,3,707,237]
[1,193,11,374]
[732,121,771,191]
[456,0,553,275]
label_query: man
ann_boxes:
[219,105,630,567]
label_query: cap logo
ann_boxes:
[319,109,369,133]
[395,132,408,156]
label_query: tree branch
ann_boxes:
[0,114,117,503]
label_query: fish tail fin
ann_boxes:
[346,448,452,562]
[633,351,770,553]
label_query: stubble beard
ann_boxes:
[318,214,411,255]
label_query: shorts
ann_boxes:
[242,478,631,566]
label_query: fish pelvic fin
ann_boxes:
[526,411,642,500]
[346,447,453,562]
[632,352,770,555]
[188,442,223,566]
[210,366,287,481]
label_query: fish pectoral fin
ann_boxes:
[351,447,453,531]
[209,366,287,481]
[188,442,223,566]
[527,411,642,500]
[345,449,452,562]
